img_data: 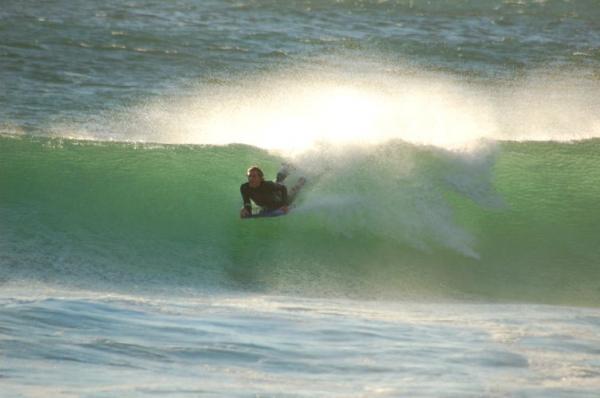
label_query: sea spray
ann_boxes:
[47,68,600,151]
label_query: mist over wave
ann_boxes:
[46,66,600,151]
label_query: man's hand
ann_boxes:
[240,208,251,218]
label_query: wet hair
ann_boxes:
[246,166,264,178]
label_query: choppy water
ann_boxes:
[2,0,600,396]
[2,292,600,397]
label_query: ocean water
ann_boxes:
[1,0,600,396]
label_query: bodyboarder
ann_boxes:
[240,165,306,218]
[240,166,289,218]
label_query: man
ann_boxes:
[240,166,289,218]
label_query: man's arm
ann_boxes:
[277,183,288,206]
[240,184,252,217]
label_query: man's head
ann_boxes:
[247,166,264,188]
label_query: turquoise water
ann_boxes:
[2,136,600,306]
[2,0,600,396]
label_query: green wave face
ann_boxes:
[2,135,599,306]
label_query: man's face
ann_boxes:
[248,170,262,188]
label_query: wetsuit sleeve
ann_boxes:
[277,183,288,206]
[240,184,252,213]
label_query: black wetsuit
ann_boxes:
[240,181,288,214]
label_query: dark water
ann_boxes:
[1,0,599,133]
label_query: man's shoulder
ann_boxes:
[240,182,250,190]
[263,181,285,189]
